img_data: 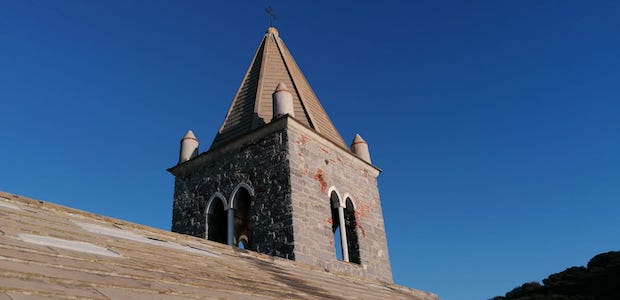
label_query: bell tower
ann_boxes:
[168,27,393,282]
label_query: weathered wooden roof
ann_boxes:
[0,191,437,300]
[211,27,347,149]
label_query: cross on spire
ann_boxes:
[265,6,277,27]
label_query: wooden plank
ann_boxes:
[5,292,97,300]
[0,276,106,299]
[0,246,113,273]
[0,259,152,290]
[0,235,59,255]
[95,287,196,300]
[0,293,12,300]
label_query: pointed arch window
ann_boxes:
[330,190,345,260]
[344,197,360,264]
[230,184,254,250]
[206,194,228,244]
[329,188,361,264]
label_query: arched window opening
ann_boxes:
[330,190,348,261]
[345,198,361,264]
[232,188,253,250]
[206,198,227,244]
[330,191,340,234]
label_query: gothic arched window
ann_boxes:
[206,194,227,244]
[328,187,361,264]
[231,184,253,250]
[344,197,361,264]
[330,190,344,260]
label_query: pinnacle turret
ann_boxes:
[178,130,199,163]
[272,82,294,119]
[350,134,371,163]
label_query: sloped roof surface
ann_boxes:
[0,191,437,300]
[211,28,347,149]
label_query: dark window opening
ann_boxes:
[344,198,361,264]
[330,191,345,260]
[207,199,227,244]
[233,188,253,250]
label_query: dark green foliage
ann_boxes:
[492,251,620,300]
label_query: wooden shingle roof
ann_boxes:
[0,191,437,300]
[211,27,347,149]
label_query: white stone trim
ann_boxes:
[206,192,227,213]
[327,186,345,208]
[342,193,357,210]
[230,183,255,209]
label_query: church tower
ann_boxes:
[168,27,392,282]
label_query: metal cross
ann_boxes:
[265,6,277,27]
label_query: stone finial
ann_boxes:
[179,130,199,163]
[267,27,279,37]
[272,82,294,119]
[350,134,371,164]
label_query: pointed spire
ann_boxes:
[272,82,294,119]
[350,134,371,164]
[179,130,199,163]
[211,28,346,149]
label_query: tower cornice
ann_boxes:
[168,115,380,178]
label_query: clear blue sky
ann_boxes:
[1,1,618,299]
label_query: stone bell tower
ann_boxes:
[168,27,392,282]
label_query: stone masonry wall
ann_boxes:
[287,123,393,282]
[171,128,295,259]
[171,117,393,282]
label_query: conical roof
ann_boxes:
[182,130,198,141]
[351,133,366,145]
[210,27,346,149]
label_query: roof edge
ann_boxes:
[0,190,435,297]
[215,34,269,139]
[168,115,381,176]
